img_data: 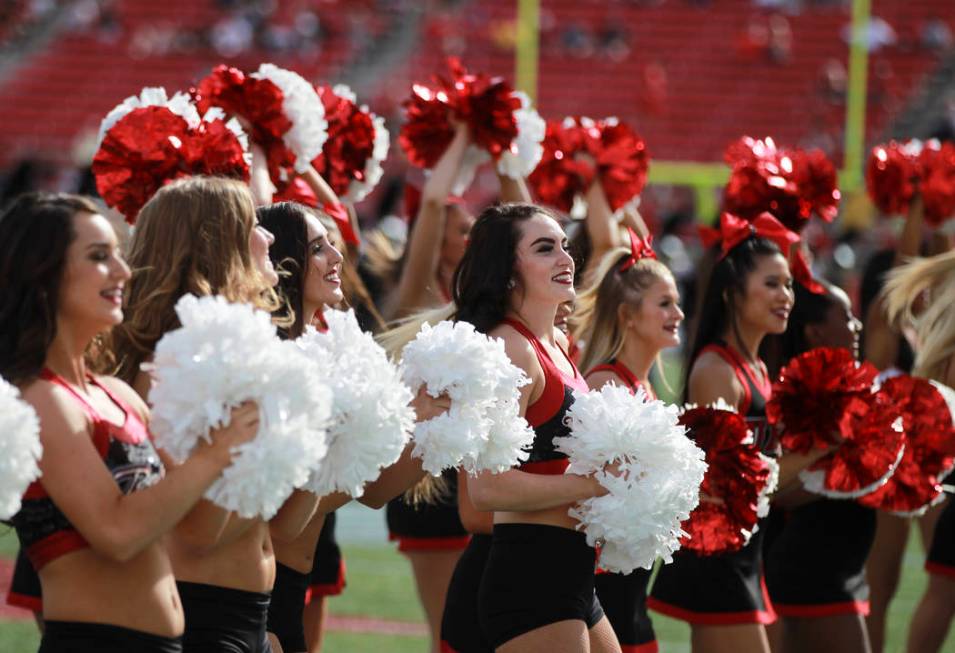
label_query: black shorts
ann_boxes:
[478,524,604,648]
[648,525,776,625]
[307,511,346,599]
[595,568,657,652]
[266,563,310,653]
[765,499,875,616]
[387,471,469,552]
[38,620,182,652]
[177,581,273,653]
[441,534,493,653]
[926,497,955,580]
[7,547,42,613]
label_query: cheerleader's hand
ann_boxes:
[410,386,451,423]
[202,401,261,465]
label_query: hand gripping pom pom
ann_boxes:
[146,295,330,519]
[399,321,534,475]
[0,377,42,520]
[677,404,777,556]
[295,310,415,498]
[767,347,879,453]
[556,386,708,573]
[858,376,955,515]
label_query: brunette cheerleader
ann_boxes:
[762,281,872,653]
[0,192,257,652]
[647,214,828,653]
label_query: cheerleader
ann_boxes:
[647,214,828,653]
[571,224,683,653]
[257,200,449,653]
[108,176,317,653]
[447,202,618,652]
[385,122,533,653]
[881,250,955,653]
[761,281,872,653]
[0,192,258,652]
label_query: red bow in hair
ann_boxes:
[619,227,657,272]
[699,212,799,260]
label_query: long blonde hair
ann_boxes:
[572,246,675,376]
[109,176,281,383]
[883,250,955,382]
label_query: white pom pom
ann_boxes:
[253,63,328,173]
[296,310,415,497]
[0,377,42,519]
[97,87,200,147]
[147,295,330,519]
[496,91,546,179]
[558,386,708,573]
[401,321,533,475]
[332,83,358,104]
[347,112,390,202]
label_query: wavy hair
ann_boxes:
[109,176,280,384]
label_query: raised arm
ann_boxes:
[392,123,470,317]
[582,180,623,284]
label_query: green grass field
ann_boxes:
[2,517,954,653]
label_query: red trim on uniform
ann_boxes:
[27,530,88,570]
[925,561,955,580]
[390,534,471,553]
[701,344,754,414]
[306,559,348,600]
[773,600,870,617]
[621,642,659,653]
[518,459,570,475]
[6,590,42,613]
[440,641,459,653]
[585,361,656,400]
[647,596,776,625]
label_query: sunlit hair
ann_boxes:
[883,250,955,382]
[109,176,280,384]
[572,246,674,375]
[0,192,102,384]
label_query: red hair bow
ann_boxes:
[699,212,799,260]
[619,227,656,272]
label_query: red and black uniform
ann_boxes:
[386,469,469,553]
[307,511,346,600]
[587,360,658,653]
[648,343,777,625]
[476,318,601,648]
[9,369,177,652]
[440,533,493,653]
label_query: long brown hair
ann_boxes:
[109,176,280,383]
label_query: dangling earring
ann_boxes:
[507,279,516,290]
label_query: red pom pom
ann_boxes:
[273,176,319,208]
[793,149,840,224]
[767,347,878,454]
[182,118,250,182]
[677,407,775,556]
[865,141,920,217]
[92,107,191,223]
[800,388,906,498]
[529,117,649,213]
[312,86,378,198]
[921,142,955,227]
[399,59,518,170]
[399,84,455,169]
[194,64,294,185]
[723,136,840,233]
[858,376,955,515]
